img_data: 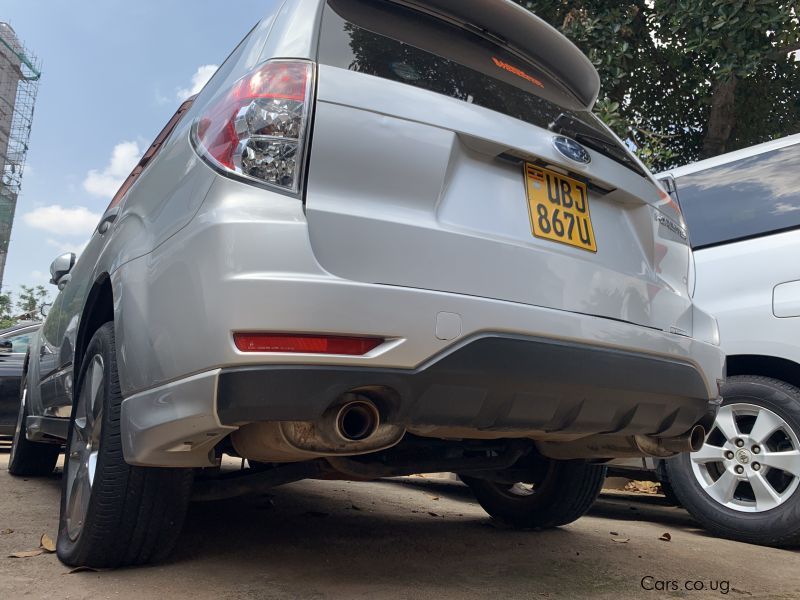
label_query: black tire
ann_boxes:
[462,460,606,529]
[8,375,60,476]
[655,460,681,506]
[56,323,194,568]
[665,375,800,547]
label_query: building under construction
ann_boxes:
[0,22,39,291]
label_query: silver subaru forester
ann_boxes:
[10,0,724,568]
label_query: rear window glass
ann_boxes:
[675,143,800,249]
[318,0,642,176]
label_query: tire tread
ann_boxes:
[463,461,606,529]
[57,322,193,567]
[8,377,60,477]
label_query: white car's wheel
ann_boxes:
[665,375,800,546]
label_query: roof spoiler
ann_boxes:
[395,0,600,108]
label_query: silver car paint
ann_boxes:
[306,65,693,334]
[27,0,724,467]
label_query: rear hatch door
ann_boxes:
[304,0,692,334]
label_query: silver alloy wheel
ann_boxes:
[65,355,104,541]
[691,402,800,513]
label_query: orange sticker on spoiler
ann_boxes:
[492,57,544,89]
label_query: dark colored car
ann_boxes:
[0,321,41,435]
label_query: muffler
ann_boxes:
[231,394,404,462]
[537,425,706,460]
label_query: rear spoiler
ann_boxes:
[394,0,600,108]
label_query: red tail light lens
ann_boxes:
[192,60,314,194]
[233,333,384,356]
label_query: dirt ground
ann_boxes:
[1,443,800,599]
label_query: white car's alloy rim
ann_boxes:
[65,355,104,541]
[691,402,800,513]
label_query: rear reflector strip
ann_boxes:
[233,333,384,355]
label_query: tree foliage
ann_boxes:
[17,285,49,317]
[0,285,50,328]
[513,0,800,171]
[0,292,13,329]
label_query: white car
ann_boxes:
[614,133,800,547]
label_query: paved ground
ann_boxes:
[1,443,800,599]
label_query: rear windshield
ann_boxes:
[318,0,644,177]
[675,143,800,249]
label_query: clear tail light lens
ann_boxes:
[192,60,314,194]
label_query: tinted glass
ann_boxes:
[319,0,643,176]
[7,332,32,353]
[676,143,800,248]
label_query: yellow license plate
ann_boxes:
[524,163,597,252]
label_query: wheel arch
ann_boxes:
[726,355,800,390]
[73,274,115,394]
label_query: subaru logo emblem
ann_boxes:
[552,136,591,164]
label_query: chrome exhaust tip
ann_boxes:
[687,424,706,452]
[635,424,707,457]
[335,400,381,442]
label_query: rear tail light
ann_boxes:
[192,60,314,194]
[233,333,384,355]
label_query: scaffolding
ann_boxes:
[0,22,40,291]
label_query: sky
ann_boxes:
[1,0,278,302]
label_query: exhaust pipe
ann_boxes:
[231,393,403,462]
[335,400,381,442]
[537,425,707,460]
[634,424,705,457]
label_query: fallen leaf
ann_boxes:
[1,528,13,535]
[65,566,102,574]
[625,480,660,494]
[40,534,56,553]
[729,588,752,596]
[659,532,672,542]
[8,549,44,558]
[612,538,630,543]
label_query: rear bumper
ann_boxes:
[114,175,724,467]
[120,333,721,467]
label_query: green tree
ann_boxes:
[513,0,800,170]
[0,291,14,329]
[15,285,49,319]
